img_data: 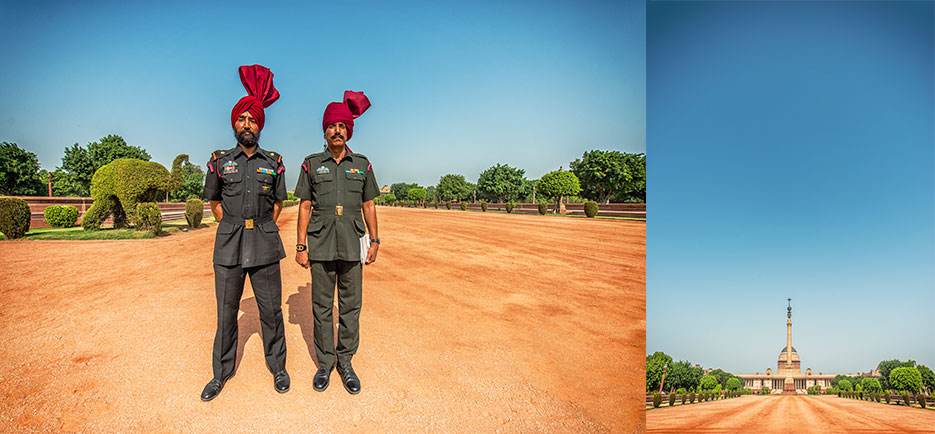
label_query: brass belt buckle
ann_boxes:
[245,219,254,229]
[335,205,343,216]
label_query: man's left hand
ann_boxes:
[365,243,379,264]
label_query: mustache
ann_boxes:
[331,133,345,140]
[238,128,255,136]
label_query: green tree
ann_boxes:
[838,379,853,392]
[537,170,581,212]
[664,360,703,392]
[646,352,673,392]
[570,150,635,204]
[425,185,437,202]
[917,365,935,393]
[384,193,397,204]
[0,142,45,196]
[877,359,916,391]
[168,162,205,202]
[831,374,850,388]
[56,135,150,197]
[390,182,418,200]
[889,367,923,393]
[477,163,525,203]
[861,377,882,394]
[407,187,427,205]
[726,377,742,391]
[436,174,470,201]
[707,369,734,389]
[699,375,718,391]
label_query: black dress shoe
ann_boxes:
[200,373,233,402]
[313,365,333,392]
[274,370,290,393]
[337,362,360,395]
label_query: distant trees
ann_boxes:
[877,359,917,391]
[390,182,419,201]
[55,135,151,197]
[726,377,742,391]
[477,163,525,203]
[861,377,882,394]
[838,379,853,392]
[537,170,581,213]
[168,162,205,202]
[889,367,923,393]
[917,365,935,393]
[407,187,427,205]
[699,375,718,391]
[0,142,44,196]
[646,352,673,392]
[436,174,470,202]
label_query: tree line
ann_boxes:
[646,351,744,394]
[1,138,204,202]
[381,150,646,206]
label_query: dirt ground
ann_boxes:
[0,206,645,433]
[646,394,935,434]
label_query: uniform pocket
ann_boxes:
[345,172,365,192]
[257,172,274,195]
[217,221,234,234]
[221,171,243,197]
[308,219,324,234]
[352,218,366,237]
[260,220,279,233]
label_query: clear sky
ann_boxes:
[0,0,645,190]
[647,1,934,375]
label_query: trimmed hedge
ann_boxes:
[537,202,547,215]
[505,201,515,213]
[83,154,187,230]
[185,198,204,228]
[445,200,452,210]
[584,200,599,218]
[460,202,467,211]
[44,205,79,228]
[668,393,677,406]
[135,202,162,234]
[652,392,662,408]
[480,201,488,212]
[0,198,31,239]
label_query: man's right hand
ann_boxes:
[296,251,310,269]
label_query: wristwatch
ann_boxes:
[370,238,380,244]
[296,244,307,252]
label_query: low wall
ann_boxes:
[393,201,646,219]
[1,196,211,229]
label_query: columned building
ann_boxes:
[736,299,836,394]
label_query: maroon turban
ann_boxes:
[231,64,280,132]
[322,91,371,140]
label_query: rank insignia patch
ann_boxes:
[316,166,330,174]
[223,161,238,174]
[346,168,361,174]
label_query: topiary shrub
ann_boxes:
[480,201,488,212]
[505,201,515,213]
[445,200,452,210]
[537,201,547,215]
[0,198,31,239]
[185,198,203,228]
[135,202,162,234]
[668,393,677,406]
[82,154,187,230]
[884,392,890,404]
[43,205,79,228]
[681,393,687,404]
[652,392,662,408]
[460,202,467,211]
[584,200,599,218]
[918,393,927,408]
[689,392,695,403]
[434,201,438,209]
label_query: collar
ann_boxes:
[231,145,268,160]
[319,145,354,163]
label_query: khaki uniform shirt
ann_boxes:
[294,149,379,261]
[204,146,287,267]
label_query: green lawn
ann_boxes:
[0,216,217,241]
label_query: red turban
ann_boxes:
[322,91,371,140]
[231,64,280,131]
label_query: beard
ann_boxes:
[235,128,260,147]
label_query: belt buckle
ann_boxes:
[245,219,254,229]
[335,205,343,216]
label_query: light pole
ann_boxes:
[659,362,669,394]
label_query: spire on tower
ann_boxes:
[787,298,792,319]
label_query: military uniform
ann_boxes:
[204,146,288,381]
[295,149,379,369]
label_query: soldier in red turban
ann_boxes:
[200,65,290,401]
[295,91,380,395]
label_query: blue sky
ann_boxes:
[0,0,645,190]
[647,1,934,375]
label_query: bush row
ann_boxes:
[649,390,745,408]
[839,390,929,408]
[376,200,602,218]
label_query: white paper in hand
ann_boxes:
[359,234,371,264]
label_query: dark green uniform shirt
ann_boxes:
[204,146,287,267]
[294,149,380,261]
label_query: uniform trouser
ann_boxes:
[310,260,362,369]
[212,262,287,380]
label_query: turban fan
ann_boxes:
[322,90,371,140]
[231,64,280,132]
